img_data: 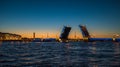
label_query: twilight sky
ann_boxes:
[0,0,120,38]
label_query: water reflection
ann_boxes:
[114,42,120,55]
[113,42,120,66]
[0,42,120,66]
[88,42,98,67]
[65,43,71,66]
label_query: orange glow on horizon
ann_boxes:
[16,30,116,39]
[20,32,60,38]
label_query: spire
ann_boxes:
[33,32,35,39]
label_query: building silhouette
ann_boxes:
[0,32,21,40]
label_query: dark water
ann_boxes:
[0,42,120,67]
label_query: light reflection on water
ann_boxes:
[0,42,120,67]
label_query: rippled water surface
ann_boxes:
[0,42,120,67]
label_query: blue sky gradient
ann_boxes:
[0,0,120,38]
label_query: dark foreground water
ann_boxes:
[0,42,120,67]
